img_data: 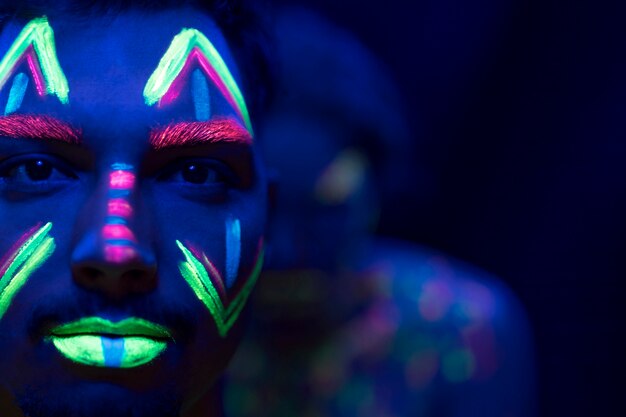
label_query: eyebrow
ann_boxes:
[0,114,81,144]
[149,117,252,150]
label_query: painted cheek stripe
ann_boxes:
[225,217,241,289]
[0,17,69,104]
[4,72,29,115]
[176,239,264,337]
[143,28,252,134]
[0,222,56,321]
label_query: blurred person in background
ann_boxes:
[225,6,536,417]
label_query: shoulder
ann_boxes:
[356,238,534,382]
[362,238,529,330]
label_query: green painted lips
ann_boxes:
[47,317,173,368]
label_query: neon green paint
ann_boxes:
[50,335,166,368]
[0,17,69,104]
[176,240,263,337]
[51,317,173,339]
[143,28,252,133]
[51,335,106,367]
[0,222,55,321]
[121,336,167,368]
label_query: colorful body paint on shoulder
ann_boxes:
[176,234,263,337]
[143,27,252,134]
[0,17,69,109]
[0,222,56,321]
[102,164,138,263]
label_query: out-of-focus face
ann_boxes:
[0,8,266,417]
[261,108,373,273]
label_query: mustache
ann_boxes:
[27,287,197,343]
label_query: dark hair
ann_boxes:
[0,0,274,126]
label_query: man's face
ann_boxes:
[0,8,266,417]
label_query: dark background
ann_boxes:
[273,0,625,416]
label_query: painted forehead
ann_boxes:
[0,14,252,134]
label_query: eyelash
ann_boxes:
[157,159,236,186]
[0,154,78,194]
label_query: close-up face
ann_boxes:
[0,7,267,417]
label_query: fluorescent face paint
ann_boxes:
[143,28,253,133]
[192,68,210,121]
[225,217,241,289]
[47,317,172,368]
[102,164,138,263]
[176,239,264,337]
[0,17,69,104]
[108,198,133,218]
[0,222,55,321]
[149,116,252,150]
[4,72,29,115]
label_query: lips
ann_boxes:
[46,317,173,368]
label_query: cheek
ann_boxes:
[173,214,264,338]
[0,222,56,323]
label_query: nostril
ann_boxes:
[78,266,104,281]
[123,269,149,281]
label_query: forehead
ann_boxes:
[0,8,244,121]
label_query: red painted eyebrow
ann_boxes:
[0,114,82,144]
[149,117,252,151]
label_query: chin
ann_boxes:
[16,380,181,417]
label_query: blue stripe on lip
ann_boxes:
[101,336,125,367]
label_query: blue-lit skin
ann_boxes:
[0,8,267,417]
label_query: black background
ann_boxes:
[273,0,625,416]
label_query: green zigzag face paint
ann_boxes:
[143,27,253,134]
[0,222,55,321]
[0,17,69,107]
[176,239,264,337]
[47,317,173,368]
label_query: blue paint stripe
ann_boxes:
[192,69,210,121]
[5,72,29,115]
[111,163,134,171]
[105,216,127,225]
[104,239,136,247]
[225,217,241,289]
[101,336,124,368]
[108,189,130,198]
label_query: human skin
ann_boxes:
[0,7,267,417]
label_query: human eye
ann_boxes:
[157,158,237,192]
[0,154,78,196]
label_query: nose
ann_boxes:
[71,165,157,300]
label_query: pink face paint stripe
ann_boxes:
[0,223,42,277]
[102,225,137,243]
[143,28,252,134]
[0,17,69,104]
[186,244,226,299]
[102,165,138,264]
[23,47,46,96]
[104,246,138,264]
[109,170,136,190]
[107,199,133,218]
